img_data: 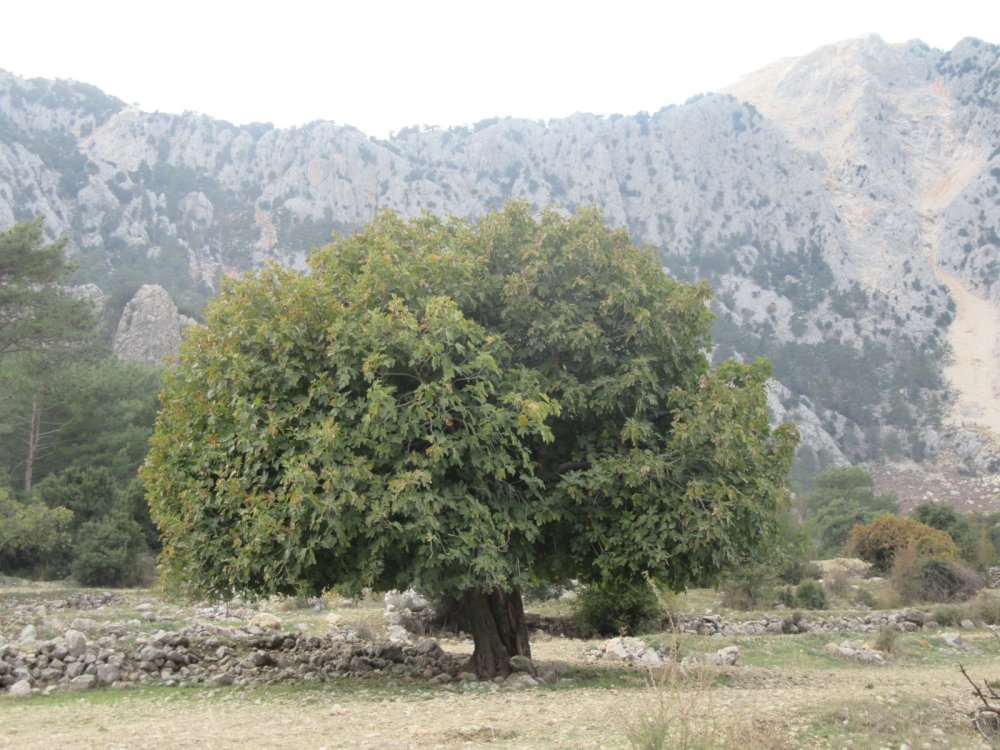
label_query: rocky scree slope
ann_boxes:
[725,35,1000,482]
[1,35,998,482]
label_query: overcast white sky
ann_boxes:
[3,1,998,138]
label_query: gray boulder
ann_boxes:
[70,674,97,690]
[8,679,32,698]
[64,629,87,658]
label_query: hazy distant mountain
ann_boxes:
[1,34,998,488]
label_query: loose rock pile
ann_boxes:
[590,637,741,668]
[823,639,886,664]
[384,589,434,643]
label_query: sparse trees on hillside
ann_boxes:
[799,467,899,556]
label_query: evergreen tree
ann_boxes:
[0,218,98,360]
[144,203,797,678]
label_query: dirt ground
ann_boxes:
[1,641,994,750]
[2,584,998,749]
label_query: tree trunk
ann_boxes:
[24,398,40,494]
[461,587,531,679]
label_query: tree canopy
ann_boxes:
[143,202,797,676]
[0,218,98,360]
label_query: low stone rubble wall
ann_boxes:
[1,586,987,697]
[669,606,978,637]
[1,619,460,697]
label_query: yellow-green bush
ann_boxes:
[845,515,959,573]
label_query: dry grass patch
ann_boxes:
[441,725,518,744]
[622,666,798,750]
[796,695,978,749]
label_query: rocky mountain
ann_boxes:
[1,35,998,487]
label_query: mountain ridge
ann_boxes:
[1,35,998,489]
[726,35,1000,460]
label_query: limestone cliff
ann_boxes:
[1,35,998,474]
[112,284,192,365]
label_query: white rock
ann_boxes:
[637,649,665,666]
[70,674,97,690]
[8,679,32,698]
[97,663,121,685]
[509,654,536,674]
[387,625,413,644]
[855,650,885,665]
[250,612,282,631]
[64,629,88,658]
[940,632,965,650]
[113,284,189,365]
[383,589,428,612]
[506,673,538,689]
[711,646,741,666]
[602,636,649,661]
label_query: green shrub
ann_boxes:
[121,477,161,552]
[853,588,877,608]
[822,565,853,596]
[719,560,779,610]
[775,586,797,608]
[912,503,997,569]
[782,611,807,633]
[774,510,819,585]
[795,579,829,609]
[0,484,74,577]
[800,467,899,556]
[872,625,898,654]
[71,515,147,586]
[931,603,965,626]
[910,559,982,602]
[890,547,982,604]
[573,579,662,636]
[33,466,116,533]
[521,577,574,603]
[934,592,1000,626]
[777,556,822,586]
[974,593,1000,625]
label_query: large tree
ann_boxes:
[0,218,102,491]
[144,203,797,678]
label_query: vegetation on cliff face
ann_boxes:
[0,37,1000,482]
[1,37,999,469]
